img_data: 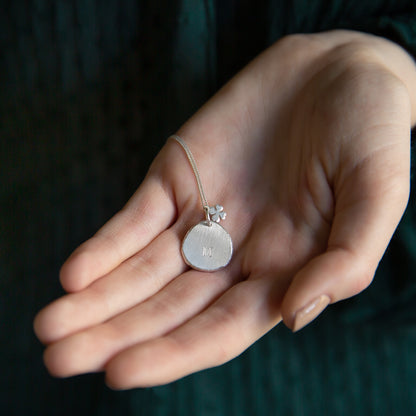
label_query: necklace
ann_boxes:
[170,135,233,272]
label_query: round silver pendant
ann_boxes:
[181,221,233,272]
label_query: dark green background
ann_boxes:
[1,1,416,415]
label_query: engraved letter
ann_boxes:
[202,247,213,257]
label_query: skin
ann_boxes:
[34,30,416,389]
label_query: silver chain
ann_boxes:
[169,135,212,223]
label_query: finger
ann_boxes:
[281,134,410,331]
[42,267,237,377]
[104,276,283,389]
[60,175,176,292]
[34,225,186,344]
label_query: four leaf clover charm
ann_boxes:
[209,205,227,223]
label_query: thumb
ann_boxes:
[281,130,410,332]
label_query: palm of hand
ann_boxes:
[34,32,411,388]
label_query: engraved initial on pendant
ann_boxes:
[181,221,233,272]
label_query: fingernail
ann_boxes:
[292,294,330,332]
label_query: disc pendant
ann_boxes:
[182,221,233,272]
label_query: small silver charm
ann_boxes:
[209,205,226,222]
[170,135,233,272]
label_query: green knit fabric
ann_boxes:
[1,1,416,415]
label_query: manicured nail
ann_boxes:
[292,294,330,332]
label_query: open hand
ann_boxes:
[34,30,416,388]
